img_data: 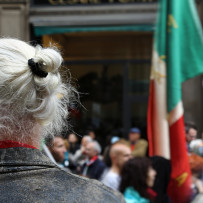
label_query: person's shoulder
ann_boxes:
[96,158,106,166]
[102,170,116,181]
[103,171,120,184]
[190,139,203,148]
[192,193,203,203]
[124,187,149,203]
[105,170,119,178]
[138,139,148,145]
[101,171,121,190]
[53,167,125,203]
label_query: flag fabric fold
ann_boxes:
[147,0,203,202]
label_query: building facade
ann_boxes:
[0,0,202,140]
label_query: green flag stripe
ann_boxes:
[166,0,203,112]
[155,0,167,58]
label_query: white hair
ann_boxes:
[0,38,78,141]
[92,141,102,154]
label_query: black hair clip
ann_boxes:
[28,58,48,78]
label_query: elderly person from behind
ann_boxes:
[0,38,124,203]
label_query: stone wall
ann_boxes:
[0,0,29,40]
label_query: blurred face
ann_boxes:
[82,137,90,147]
[51,137,67,163]
[88,131,95,140]
[129,132,140,143]
[116,146,132,170]
[146,167,156,187]
[186,128,197,143]
[85,142,97,159]
[68,133,78,143]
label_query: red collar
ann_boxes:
[0,140,37,149]
[90,155,98,162]
[86,155,98,166]
[147,188,157,199]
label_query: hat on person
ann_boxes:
[111,136,120,144]
[129,127,141,134]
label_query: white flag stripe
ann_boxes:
[168,101,184,126]
[151,50,170,159]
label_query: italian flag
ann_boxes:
[147,0,203,202]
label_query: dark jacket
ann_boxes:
[81,158,106,180]
[0,147,125,203]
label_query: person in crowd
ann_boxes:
[103,135,118,167]
[189,153,203,199]
[189,131,203,157]
[86,128,96,140]
[81,140,106,180]
[103,135,121,167]
[67,132,80,154]
[46,135,68,168]
[101,141,132,190]
[63,136,70,151]
[128,127,148,157]
[185,121,198,153]
[0,38,124,202]
[192,194,203,203]
[190,139,203,157]
[151,156,171,203]
[69,135,92,170]
[120,157,157,203]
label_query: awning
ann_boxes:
[34,25,155,36]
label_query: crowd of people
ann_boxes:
[42,127,172,203]
[42,121,203,203]
[185,122,203,202]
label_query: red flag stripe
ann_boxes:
[147,80,156,156]
[168,115,192,203]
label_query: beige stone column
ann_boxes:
[182,1,203,136]
[182,76,203,137]
[0,0,29,41]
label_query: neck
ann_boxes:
[88,155,98,160]
[131,141,136,144]
[110,165,120,174]
[0,132,41,149]
[0,113,42,149]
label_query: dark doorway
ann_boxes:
[65,59,150,145]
